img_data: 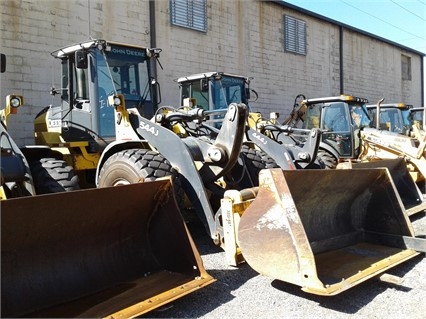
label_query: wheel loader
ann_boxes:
[176,71,322,170]
[176,73,425,213]
[176,72,426,213]
[0,53,34,198]
[1,45,215,318]
[0,53,79,198]
[17,39,425,311]
[31,42,264,242]
[0,92,34,199]
[175,72,426,290]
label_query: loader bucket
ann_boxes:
[1,179,214,318]
[238,168,420,296]
[352,158,426,216]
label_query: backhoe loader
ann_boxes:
[366,103,411,133]
[1,44,214,318]
[366,103,425,139]
[292,95,425,201]
[408,107,425,134]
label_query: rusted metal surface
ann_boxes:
[352,158,426,216]
[238,168,420,296]
[1,179,214,318]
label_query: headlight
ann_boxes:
[10,97,21,108]
[113,96,121,106]
[6,95,23,109]
[108,94,125,108]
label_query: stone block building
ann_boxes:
[1,0,424,145]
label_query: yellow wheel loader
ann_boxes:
[176,72,323,171]
[0,53,79,198]
[1,46,214,317]
[0,93,34,199]
[21,40,425,314]
[32,42,265,247]
[175,72,426,295]
[177,73,425,214]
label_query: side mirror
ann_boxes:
[75,51,88,69]
[245,88,251,100]
[201,79,208,92]
[153,79,161,104]
[1,53,6,73]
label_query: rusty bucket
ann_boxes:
[1,179,214,317]
[238,168,420,295]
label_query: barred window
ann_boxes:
[284,15,306,55]
[170,0,207,32]
[401,55,411,81]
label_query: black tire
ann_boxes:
[98,148,180,187]
[226,145,278,189]
[316,149,338,169]
[30,158,80,194]
[259,150,279,169]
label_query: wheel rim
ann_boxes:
[111,179,131,186]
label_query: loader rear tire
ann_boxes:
[30,158,80,194]
[317,149,338,169]
[98,148,180,189]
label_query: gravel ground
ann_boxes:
[141,212,425,319]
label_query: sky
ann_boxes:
[283,0,426,54]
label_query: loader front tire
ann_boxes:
[98,149,180,188]
[316,149,338,169]
[226,145,278,189]
[30,158,80,194]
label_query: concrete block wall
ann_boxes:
[342,30,422,105]
[1,0,423,145]
[155,1,344,118]
[1,0,151,145]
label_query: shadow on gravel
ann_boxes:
[139,263,258,318]
[270,254,424,314]
[140,216,424,317]
[139,222,259,318]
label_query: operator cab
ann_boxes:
[46,39,160,147]
[177,72,251,127]
[302,95,370,158]
[366,103,412,135]
[407,107,425,132]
